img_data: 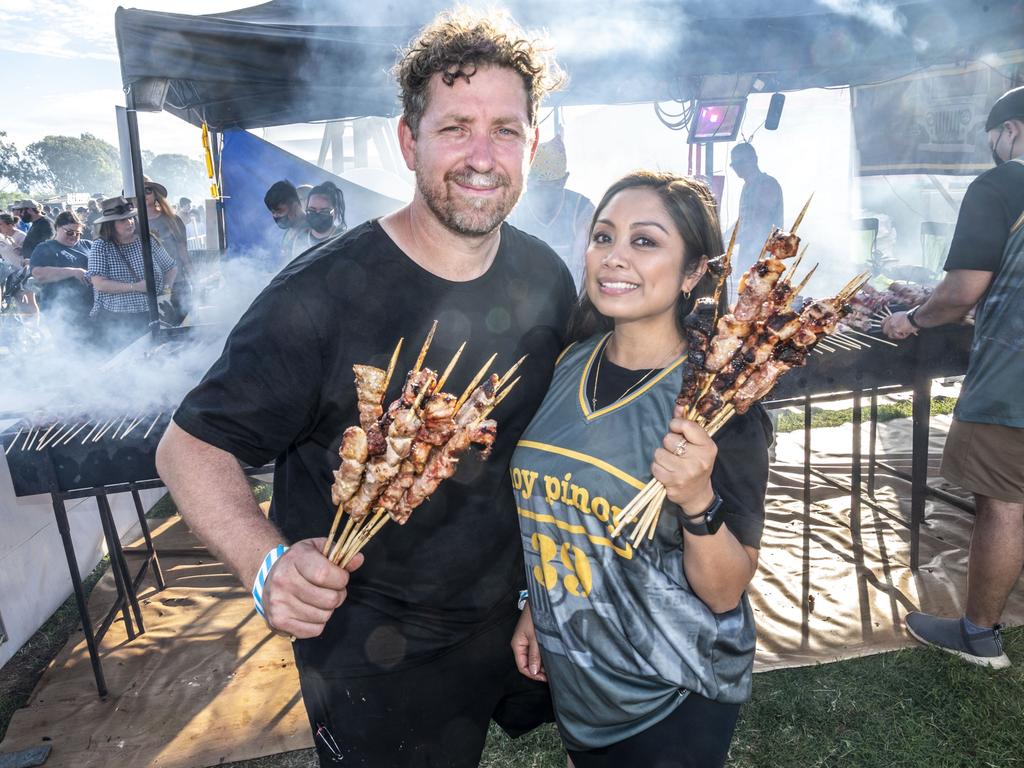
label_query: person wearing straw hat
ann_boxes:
[509,132,594,288]
[143,175,194,322]
[158,9,574,767]
[510,171,771,768]
[87,196,177,348]
[883,85,1024,669]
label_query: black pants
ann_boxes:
[568,692,741,768]
[93,308,149,351]
[296,610,554,767]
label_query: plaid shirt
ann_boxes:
[87,236,175,315]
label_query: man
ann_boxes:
[178,197,192,218]
[263,179,310,262]
[16,199,54,262]
[157,9,572,766]
[508,132,594,287]
[729,143,783,276]
[884,85,1024,669]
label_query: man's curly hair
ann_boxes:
[394,8,566,137]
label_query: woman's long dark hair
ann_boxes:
[308,180,347,231]
[566,171,727,344]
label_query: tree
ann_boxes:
[145,153,208,201]
[24,133,122,196]
[0,130,45,194]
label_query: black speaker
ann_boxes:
[766,93,785,131]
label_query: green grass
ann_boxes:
[0,559,109,743]
[776,395,958,434]
[147,478,273,519]
[481,627,1024,767]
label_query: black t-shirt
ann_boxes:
[174,219,575,675]
[945,160,1024,272]
[585,354,771,548]
[22,217,54,264]
[30,238,94,318]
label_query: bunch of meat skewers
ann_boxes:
[612,200,870,545]
[322,322,523,567]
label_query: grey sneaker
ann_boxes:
[905,612,1010,669]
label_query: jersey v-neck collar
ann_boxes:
[577,333,687,422]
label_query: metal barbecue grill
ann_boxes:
[766,322,974,569]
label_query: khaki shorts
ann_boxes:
[941,418,1024,503]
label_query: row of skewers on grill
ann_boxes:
[321,322,522,567]
[844,282,934,333]
[612,199,871,545]
[4,410,167,455]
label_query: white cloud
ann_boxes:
[815,0,905,35]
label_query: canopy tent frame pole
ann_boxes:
[210,128,228,251]
[124,87,161,340]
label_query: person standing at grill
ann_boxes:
[884,86,1024,669]
[508,132,595,288]
[29,211,94,341]
[264,179,310,264]
[728,143,783,277]
[510,172,770,768]
[87,196,177,348]
[143,176,194,323]
[157,10,573,767]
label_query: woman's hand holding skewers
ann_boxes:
[261,539,364,639]
[651,405,717,516]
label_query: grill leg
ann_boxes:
[851,391,862,536]
[803,397,812,518]
[97,495,145,635]
[51,495,108,698]
[131,489,166,591]
[867,391,878,498]
[910,376,930,571]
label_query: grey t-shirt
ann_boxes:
[952,158,1024,427]
[510,335,767,750]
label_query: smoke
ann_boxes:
[815,0,906,36]
[0,252,280,425]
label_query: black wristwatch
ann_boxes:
[678,493,725,536]
[906,306,923,330]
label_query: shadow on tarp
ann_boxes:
[2,416,1023,766]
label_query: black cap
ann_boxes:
[986,86,1024,131]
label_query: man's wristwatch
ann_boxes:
[906,306,923,330]
[678,493,725,536]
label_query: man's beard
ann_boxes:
[415,164,519,236]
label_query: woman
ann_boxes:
[285,180,346,262]
[87,196,177,348]
[28,211,94,337]
[143,177,192,270]
[0,213,26,268]
[510,171,771,767]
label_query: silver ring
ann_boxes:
[673,439,688,456]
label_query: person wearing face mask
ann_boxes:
[508,132,594,288]
[883,85,1024,669]
[16,199,55,262]
[511,172,770,767]
[284,180,347,262]
[29,211,95,338]
[264,179,310,264]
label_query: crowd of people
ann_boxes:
[0,178,203,349]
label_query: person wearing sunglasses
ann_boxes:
[28,211,95,338]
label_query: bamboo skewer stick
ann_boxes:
[455,353,497,411]
[142,411,164,441]
[37,422,73,451]
[382,337,405,395]
[781,245,808,284]
[36,422,58,450]
[790,193,814,234]
[93,418,118,442]
[120,413,146,439]
[22,426,35,451]
[63,420,90,445]
[413,321,437,374]
[82,420,102,444]
[110,414,128,440]
[323,502,348,556]
[435,341,466,393]
[846,328,898,347]
[497,355,528,392]
[5,427,22,455]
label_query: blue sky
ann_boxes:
[0,0,252,158]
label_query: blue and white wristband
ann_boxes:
[252,544,289,620]
[517,589,529,610]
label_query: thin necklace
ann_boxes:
[591,335,682,410]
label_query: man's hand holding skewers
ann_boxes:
[261,539,364,638]
[881,311,918,340]
[651,405,717,517]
